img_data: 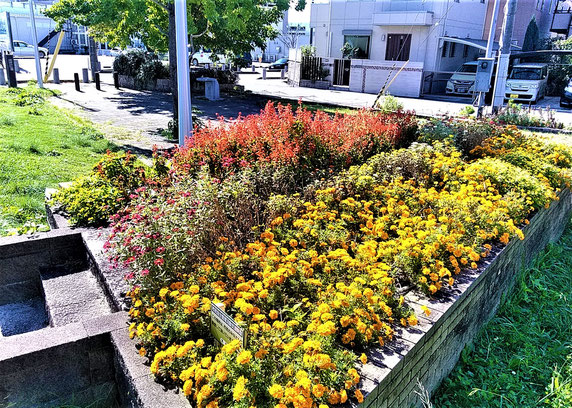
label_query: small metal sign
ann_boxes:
[210,303,246,348]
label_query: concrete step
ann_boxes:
[41,269,112,327]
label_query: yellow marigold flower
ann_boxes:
[408,315,418,326]
[421,305,431,316]
[269,310,279,320]
[183,379,193,396]
[236,350,252,365]
[233,376,248,401]
[216,367,228,382]
[359,353,367,364]
[312,384,326,398]
[355,389,364,403]
[180,323,190,332]
[268,384,284,399]
[199,384,213,398]
[159,288,169,298]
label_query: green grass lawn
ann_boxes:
[432,221,572,408]
[0,86,118,235]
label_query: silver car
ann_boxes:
[13,41,48,58]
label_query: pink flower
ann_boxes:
[154,258,164,266]
[141,269,150,276]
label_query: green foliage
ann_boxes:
[45,0,300,58]
[452,120,497,157]
[376,94,404,113]
[51,175,124,226]
[459,105,475,117]
[433,221,572,408]
[113,50,169,89]
[51,151,147,226]
[341,42,358,59]
[522,15,540,52]
[494,100,563,129]
[463,157,553,211]
[300,45,316,57]
[417,118,454,144]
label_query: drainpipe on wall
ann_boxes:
[327,0,333,57]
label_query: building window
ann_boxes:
[442,41,448,57]
[449,42,456,57]
[463,44,469,58]
[343,35,370,58]
[385,34,412,61]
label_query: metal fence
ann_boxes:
[301,55,323,81]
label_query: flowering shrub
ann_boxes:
[51,151,148,226]
[172,102,418,184]
[118,125,572,408]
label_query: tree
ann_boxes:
[279,24,303,51]
[45,0,299,133]
[522,15,540,52]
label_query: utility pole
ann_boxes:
[174,0,192,146]
[491,0,517,110]
[476,0,500,117]
[28,0,43,88]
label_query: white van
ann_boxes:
[505,63,548,103]
[446,61,478,96]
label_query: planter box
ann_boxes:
[42,188,572,407]
[358,189,572,407]
[117,74,171,92]
[300,79,330,89]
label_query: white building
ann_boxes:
[305,0,489,97]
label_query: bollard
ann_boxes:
[251,65,255,72]
[53,68,60,84]
[13,59,19,72]
[95,72,101,91]
[281,68,285,79]
[82,68,89,83]
[262,68,266,80]
[0,68,5,86]
[74,73,81,91]
[113,72,119,89]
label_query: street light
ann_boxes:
[174,0,192,146]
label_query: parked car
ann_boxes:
[505,63,548,104]
[268,58,288,70]
[12,41,48,58]
[190,48,227,66]
[560,79,572,108]
[232,52,253,68]
[446,61,478,96]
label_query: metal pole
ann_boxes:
[174,0,192,146]
[477,0,501,117]
[28,0,43,88]
[492,0,517,109]
[44,31,64,83]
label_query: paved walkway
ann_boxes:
[45,79,267,155]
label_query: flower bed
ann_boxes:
[50,105,572,407]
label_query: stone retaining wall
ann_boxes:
[40,189,572,407]
[358,188,572,407]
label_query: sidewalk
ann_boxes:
[238,70,572,126]
[238,71,469,117]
